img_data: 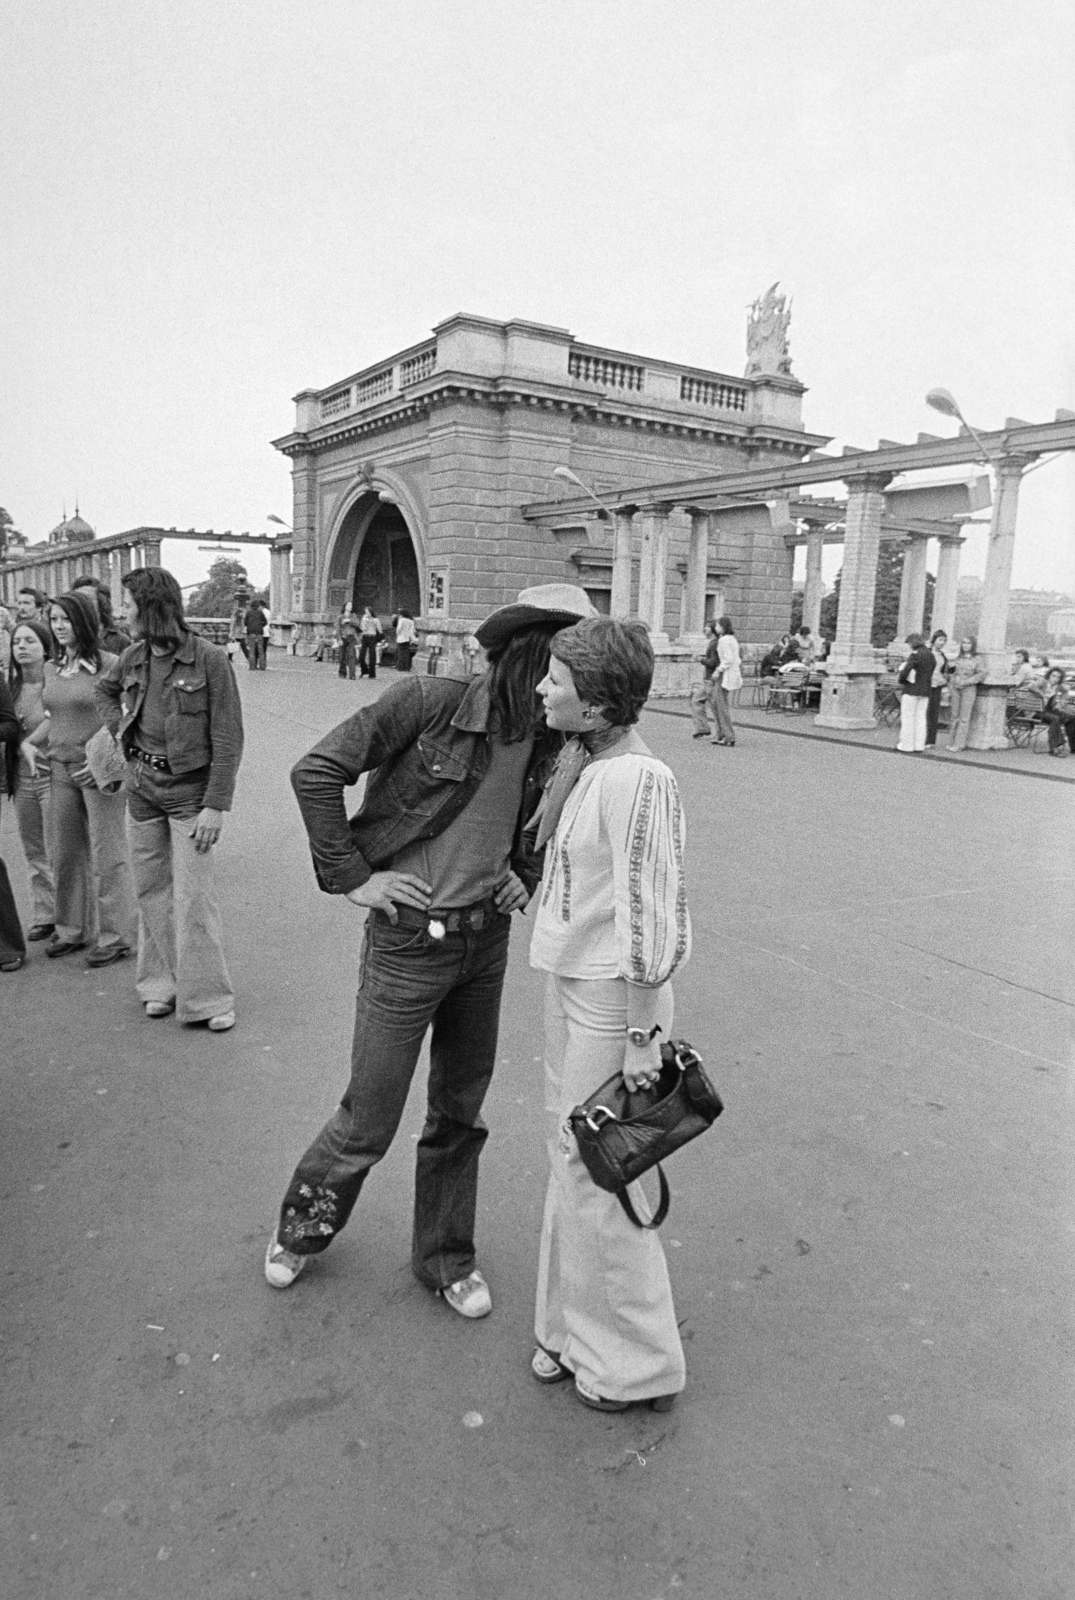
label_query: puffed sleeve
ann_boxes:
[603,760,691,986]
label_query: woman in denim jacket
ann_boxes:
[946,636,987,752]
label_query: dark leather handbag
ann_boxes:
[568,1039,723,1229]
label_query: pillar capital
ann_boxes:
[995,453,1034,479]
[842,470,894,495]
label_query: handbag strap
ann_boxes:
[616,1163,670,1230]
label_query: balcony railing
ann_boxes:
[569,351,645,391]
[680,375,747,412]
[399,345,437,387]
[355,367,394,405]
[320,387,354,420]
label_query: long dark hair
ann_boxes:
[7,618,53,697]
[486,621,564,742]
[123,566,189,648]
[72,576,119,633]
[50,591,102,668]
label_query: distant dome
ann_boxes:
[49,506,95,545]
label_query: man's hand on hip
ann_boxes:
[493,871,531,915]
[346,872,432,923]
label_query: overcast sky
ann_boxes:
[2,0,1072,596]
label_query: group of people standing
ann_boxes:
[1,569,242,1029]
[264,584,693,1413]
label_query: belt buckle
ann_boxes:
[428,918,447,941]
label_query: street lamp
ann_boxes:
[925,388,998,466]
[267,513,292,531]
[552,466,617,528]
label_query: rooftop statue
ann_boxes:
[745,282,793,378]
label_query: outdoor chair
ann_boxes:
[1006,689,1049,750]
[765,666,809,712]
[875,677,902,727]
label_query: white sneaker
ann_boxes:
[439,1269,492,1319]
[207,1011,236,1032]
[264,1228,307,1289]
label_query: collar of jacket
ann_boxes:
[125,631,197,669]
[450,672,493,734]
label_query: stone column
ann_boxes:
[968,455,1031,750]
[680,510,710,645]
[802,525,825,636]
[610,508,636,619]
[895,537,928,641]
[931,538,962,641]
[637,506,671,641]
[109,550,124,616]
[141,537,163,570]
[269,542,294,649]
[815,472,891,729]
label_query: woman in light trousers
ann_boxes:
[946,636,987,752]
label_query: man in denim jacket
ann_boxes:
[266,585,596,1319]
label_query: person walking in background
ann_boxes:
[6,619,56,941]
[27,591,136,965]
[337,605,359,679]
[924,629,951,751]
[528,617,691,1412]
[263,583,595,1319]
[0,676,28,972]
[393,609,417,672]
[228,602,249,662]
[96,566,244,1030]
[895,633,935,754]
[71,576,131,655]
[357,606,382,679]
[689,620,719,739]
[709,615,741,747]
[244,598,269,670]
[946,636,987,752]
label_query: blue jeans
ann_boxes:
[277,906,512,1288]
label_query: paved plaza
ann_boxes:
[2,657,1072,1600]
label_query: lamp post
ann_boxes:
[267,513,292,531]
[925,388,999,467]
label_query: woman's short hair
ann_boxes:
[1014,649,1030,663]
[930,629,948,645]
[122,566,189,647]
[50,590,102,667]
[550,616,654,727]
[717,615,735,637]
[906,632,925,648]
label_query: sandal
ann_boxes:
[532,1347,572,1384]
[575,1378,677,1413]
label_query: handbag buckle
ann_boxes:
[585,1105,617,1133]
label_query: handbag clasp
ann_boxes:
[585,1105,617,1133]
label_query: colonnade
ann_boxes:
[0,535,162,615]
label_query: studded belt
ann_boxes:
[385,893,503,938]
[129,746,172,774]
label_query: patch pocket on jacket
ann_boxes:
[404,738,469,816]
[173,677,208,712]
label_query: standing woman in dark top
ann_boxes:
[924,629,950,751]
[30,591,136,964]
[0,677,27,971]
[895,633,935,754]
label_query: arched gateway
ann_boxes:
[325,494,421,620]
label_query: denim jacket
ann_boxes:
[291,673,560,897]
[94,631,244,811]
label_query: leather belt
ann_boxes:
[130,746,172,773]
[384,893,503,938]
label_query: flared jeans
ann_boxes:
[277,908,512,1289]
[535,973,686,1403]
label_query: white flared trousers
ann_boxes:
[535,973,686,1403]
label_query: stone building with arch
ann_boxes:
[270,311,829,665]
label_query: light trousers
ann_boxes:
[896,695,928,752]
[49,761,137,949]
[947,684,978,751]
[535,973,686,1403]
[126,806,234,1024]
[13,773,55,925]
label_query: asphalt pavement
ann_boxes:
[2,656,1072,1600]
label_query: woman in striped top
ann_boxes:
[528,617,691,1413]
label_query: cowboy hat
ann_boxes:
[476,583,597,652]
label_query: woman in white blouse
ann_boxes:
[529,618,692,1412]
[709,615,742,747]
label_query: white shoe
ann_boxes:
[264,1228,307,1289]
[438,1269,492,1319]
[144,1000,176,1019]
[207,1011,236,1032]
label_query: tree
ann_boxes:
[187,557,254,618]
[820,544,936,646]
[0,507,27,563]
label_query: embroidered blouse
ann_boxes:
[529,752,691,988]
